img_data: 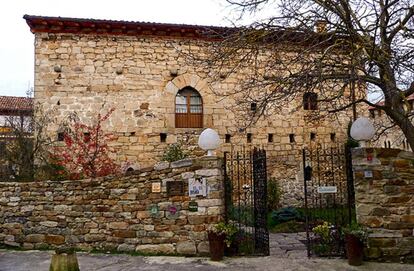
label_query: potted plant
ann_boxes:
[311,221,333,256]
[342,222,367,266]
[208,222,238,261]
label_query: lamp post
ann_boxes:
[350,117,375,147]
[198,128,220,156]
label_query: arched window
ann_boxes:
[303,92,318,110]
[175,87,203,128]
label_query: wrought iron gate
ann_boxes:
[302,144,355,257]
[224,147,269,256]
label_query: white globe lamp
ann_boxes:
[198,128,221,156]
[350,117,375,147]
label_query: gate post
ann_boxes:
[302,149,311,258]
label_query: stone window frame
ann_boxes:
[165,74,213,129]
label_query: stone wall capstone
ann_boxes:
[352,148,414,263]
[0,156,224,256]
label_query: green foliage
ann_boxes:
[270,207,304,225]
[236,231,254,255]
[313,243,330,255]
[229,205,254,226]
[342,222,368,242]
[312,221,332,242]
[162,143,188,162]
[209,222,238,247]
[267,178,281,210]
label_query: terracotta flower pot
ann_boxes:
[208,231,225,261]
[345,234,364,266]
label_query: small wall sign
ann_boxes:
[151,182,161,193]
[317,186,337,194]
[188,178,207,197]
[167,181,184,196]
[166,204,180,219]
[364,170,373,178]
[148,204,159,217]
[188,201,198,212]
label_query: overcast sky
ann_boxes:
[0,0,244,97]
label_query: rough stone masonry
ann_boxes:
[352,148,414,263]
[0,157,224,255]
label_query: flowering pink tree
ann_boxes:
[54,108,119,179]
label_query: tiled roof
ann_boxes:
[23,15,331,45]
[0,96,33,112]
[23,15,231,41]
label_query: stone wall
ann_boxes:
[0,157,224,255]
[352,148,414,263]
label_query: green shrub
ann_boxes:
[267,178,281,210]
[162,143,188,162]
[271,207,304,225]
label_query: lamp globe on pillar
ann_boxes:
[198,128,220,156]
[350,117,375,147]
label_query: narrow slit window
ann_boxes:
[83,132,91,142]
[289,134,295,143]
[225,134,231,143]
[57,132,65,141]
[250,103,257,111]
[247,133,252,143]
[330,133,336,142]
[160,133,167,143]
[310,132,316,141]
[268,133,274,143]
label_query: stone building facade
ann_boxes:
[25,15,357,206]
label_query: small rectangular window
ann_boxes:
[250,103,257,111]
[289,134,295,143]
[160,133,167,143]
[268,134,274,143]
[330,133,336,142]
[84,132,91,142]
[310,132,316,141]
[57,132,65,141]
[225,134,231,143]
[247,133,252,143]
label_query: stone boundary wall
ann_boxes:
[0,157,224,255]
[352,148,414,263]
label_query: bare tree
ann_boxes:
[195,0,414,149]
[4,103,57,181]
